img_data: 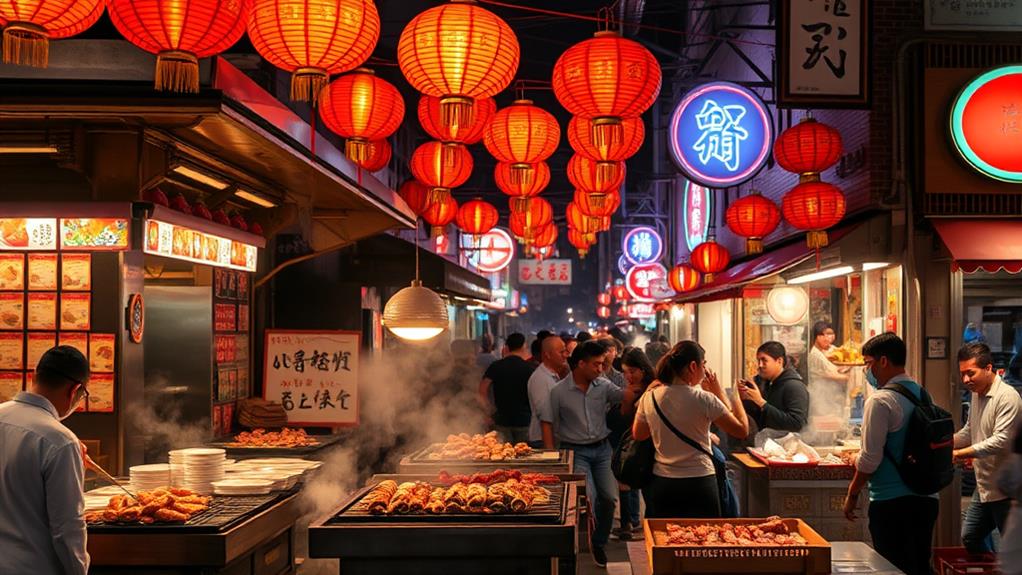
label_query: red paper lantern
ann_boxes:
[552,31,661,146]
[725,191,781,255]
[574,189,620,218]
[612,285,629,302]
[568,227,595,258]
[597,306,610,319]
[248,0,379,102]
[0,0,103,67]
[483,99,561,184]
[568,154,625,214]
[358,139,391,172]
[410,141,473,204]
[422,193,458,237]
[418,95,495,145]
[456,198,499,236]
[531,223,558,250]
[319,69,405,164]
[691,238,731,283]
[782,181,847,248]
[668,264,701,293]
[397,0,519,129]
[597,292,612,306]
[107,0,249,93]
[509,197,553,242]
[566,202,602,236]
[567,115,644,162]
[774,117,843,177]
[496,161,550,211]
[398,179,432,217]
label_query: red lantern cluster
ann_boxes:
[725,190,781,255]
[774,116,846,249]
[484,99,561,185]
[691,238,730,283]
[597,292,612,306]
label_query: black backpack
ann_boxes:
[882,382,955,495]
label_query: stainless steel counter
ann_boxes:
[627,540,904,574]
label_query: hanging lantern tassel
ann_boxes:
[432,226,446,239]
[292,67,329,103]
[596,162,620,188]
[3,23,49,68]
[746,238,764,255]
[592,117,623,148]
[440,96,474,130]
[511,197,530,213]
[704,272,716,283]
[429,188,451,205]
[807,231,829,249]
[345,138,371,164]
[510,163,535,185]
[155,50,200,93]
[579,247,589,258]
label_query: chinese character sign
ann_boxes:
[925,0,1022,33]
[622,226,663,265]
[625,263,674,302]
[518,259,572,285]
[780,0,869,107]
[683,181,712,251]
[669,82,772,188]
[263,330,360,426]
[950,65,1022,183]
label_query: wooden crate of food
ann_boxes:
[644,518,831,575]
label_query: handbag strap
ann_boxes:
[651,389,714,461]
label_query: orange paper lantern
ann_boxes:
[574,189,620,218]
[774,117,843,177]
[725,191,781,254]
[483,99,560,184]
[398,179,432,217]
[509,197,553,241]
[319,69,405,164]
[248,0,379,102]
[496,161,550,211]
[781,181,846,249]
[418,95,495,145]
[358,139,391,171]
[597,292,612,306]
[667,264,701,293]
[568,154,625,215]
[422,193,458,237]
[552,31,661,146]
[456,198,499,236]
[107,0,249,92]
[566,201,603,236]
[410,141,473,204]
[691,238,731,283]
[0,0,103,67]
[613,285,629,302]
[568,226,596,258]
[397,0,519,129]
[597,305,610,319]
[531,223,558,250]
[567,115,644,162]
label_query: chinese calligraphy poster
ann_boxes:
[779,0,870,107]
[263,330,360,426]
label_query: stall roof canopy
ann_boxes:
[672,223,861,304]
[933,219,1022,274]
[0,40,415,247]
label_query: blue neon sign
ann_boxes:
[622,226,663,266]
[669,81,773,188]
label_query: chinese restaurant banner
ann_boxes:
[778,0,870,108]
[517,259,572,285]
[263,330,360,426]
[925,1,1022,31]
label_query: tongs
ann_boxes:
[86,455,139,502]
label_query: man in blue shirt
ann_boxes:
[842,333,939,575]
[540,340,639,568]
[0,346,92,575]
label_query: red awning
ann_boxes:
[933,219,1022,274]
[673,224,860,303]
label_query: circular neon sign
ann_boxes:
[625,263,673,302]
[669,81,772,188]
[468,228,515,273]
[622,226,663,266]
[950,65,1022,183]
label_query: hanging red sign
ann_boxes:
[471,228,515,273]
[625,263,674,302]
[950,65,1022,183]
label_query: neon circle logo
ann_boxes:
[622,226,663,266]
[669,81,772,188]
[950,65,1022,183]
[463,228,515,273]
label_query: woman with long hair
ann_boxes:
[633,341,749,518]
[609,348,656,540]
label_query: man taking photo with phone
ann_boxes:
[738,341,810,435]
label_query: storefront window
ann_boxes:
[962,270,1022,388]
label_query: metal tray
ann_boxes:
[86,492,289,534]
[327,481,567,525]
[207,433,344,458]
[406,444,567,465]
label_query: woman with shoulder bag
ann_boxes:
[632,341,749,518]
[608,348,656,540]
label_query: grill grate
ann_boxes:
[329,482,567,525]
[408,444,568,466]
[87,492,286,534]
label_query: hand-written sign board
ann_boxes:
[263,330,360,426]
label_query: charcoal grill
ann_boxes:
[87,492,287,534]
[207,432,345,460]
[309,474,580,575]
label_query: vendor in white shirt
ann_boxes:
[808,321,850,418]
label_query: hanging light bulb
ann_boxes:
[382,221,449,341]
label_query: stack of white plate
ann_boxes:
[168,449,188,487]
[211,478,275,496]
[129,464,171,491]
[177,448,226,494]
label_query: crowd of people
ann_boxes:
[475,330,1022,574]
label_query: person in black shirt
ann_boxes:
[479,333,536,443]
[738,341,810,435]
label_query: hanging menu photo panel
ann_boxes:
[263,330,360,427]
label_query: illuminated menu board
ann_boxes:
[0,218,130,251]
[144,219,258,272]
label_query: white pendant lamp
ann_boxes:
[383,221,449,341]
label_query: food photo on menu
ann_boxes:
[0,254,25,290]
[27,253,57,290]
[0,293,24,330]
[61,253,91,291]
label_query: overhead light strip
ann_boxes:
[786,265,856,285]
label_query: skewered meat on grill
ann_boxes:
[436,469,559,486]
[84,488,211,525]
[365,480,398,514]
[228,427,318,448]
[357,472,556,516]
[425,431,533,461]
[663,517,809,547]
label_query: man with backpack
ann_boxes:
[842,333,954,575]
[954,343,1022,553]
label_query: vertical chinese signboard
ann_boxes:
[683,181,712,251]
[778,0,871,108]
[518,259,572,285]
[263,330,360,426]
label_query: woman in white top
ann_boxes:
[633,341,749,518]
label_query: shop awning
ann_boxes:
[933,219,1022,274]
[672,224,860,303]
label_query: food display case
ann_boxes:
[309,473,580,575]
